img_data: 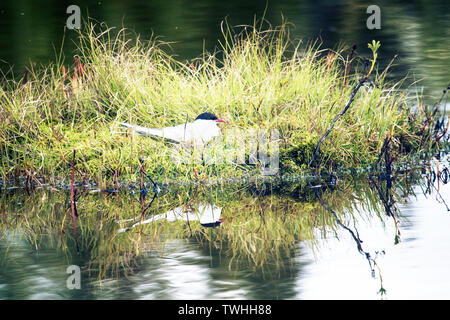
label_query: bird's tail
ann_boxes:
[113,121,163,137]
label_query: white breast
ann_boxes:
[162,120,221,145]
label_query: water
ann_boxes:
[298,182,450,299]
[1,0,449,99]
[1,155,449,299]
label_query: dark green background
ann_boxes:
[0,0,449,99]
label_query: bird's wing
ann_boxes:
[115,121,221,145]
[115,121,162,136]
[115,121,180,143]
[160,123,191,143]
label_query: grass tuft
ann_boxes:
[0,19,429,186]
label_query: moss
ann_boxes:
[280,131,318,172]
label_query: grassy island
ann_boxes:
[0,21,441,188]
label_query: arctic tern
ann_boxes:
[116,203,223,233]
[115,112,225,146]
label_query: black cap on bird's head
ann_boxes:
[195,112,218,120]
[195,112,224,123]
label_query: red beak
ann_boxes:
[216,119,225,123]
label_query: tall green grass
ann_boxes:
[0,20,425,186]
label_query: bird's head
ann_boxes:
[195,112,225,124]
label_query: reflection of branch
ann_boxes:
[372,256,387,298]
[313,187,373,271]
[424,167,450,212]
[313,186,390,296]
[118,157,161,232]
[369,136,402,243]
[139,192,158,224]
[368,176,395,217]
[369,175,401,244]
[118,192,158,233]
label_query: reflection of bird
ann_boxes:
[115,112,225,146]
[116,204,223,233]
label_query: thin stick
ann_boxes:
[372,137,391,174]
[309,77,367,167]
[138,157,158,190]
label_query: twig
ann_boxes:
[309,77,367,167]
[372,137,391,174]
[344,44,357,88]
[139,192,158,222]
[138,157,159,193]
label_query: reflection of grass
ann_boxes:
[0,20,426,185]
[0,172,420,280]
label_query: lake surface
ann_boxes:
[1,153,449,299]
[0,0,449,100]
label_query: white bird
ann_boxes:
[115,112,225,146]
[133,204,222,227]
[116,203,223,233]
